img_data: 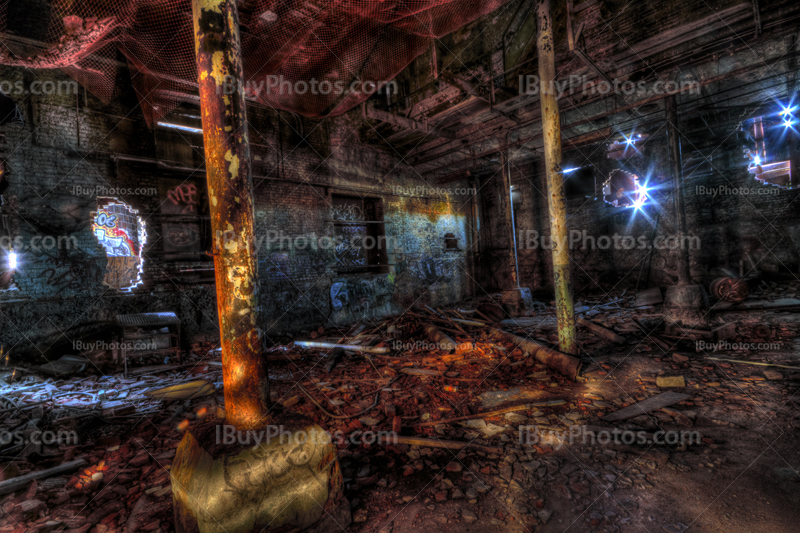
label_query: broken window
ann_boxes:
[602,169,646,209]
[0,93,24,126]
[563,166,596,200]
[330,195,387,273]
[92,198,147,292]
[743,115,797,189]
[607,133,648,160]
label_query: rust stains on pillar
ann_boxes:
[192,0,269,429]
[536,0,578,355]
[665,95,692,284]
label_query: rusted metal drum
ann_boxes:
[710,277,749,303]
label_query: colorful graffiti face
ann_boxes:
[92,200,147,291]
[92,204,139,257]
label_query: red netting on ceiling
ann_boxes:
[0,0,510,126]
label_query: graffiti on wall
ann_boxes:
[410,255,455,285]
[334,225,368,269]
[330,276,394,320]
[263,252,327,282]
[91,200,146,291]
[92,209,136,257]
[329,204,362,221]
[39,252,104,294]
[163,222,202,254]
[159,179,207,256]
[265,252,291,281]
[166,183,200,215]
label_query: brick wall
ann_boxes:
[0,67,473,360]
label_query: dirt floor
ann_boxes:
[347,347,800,533]
[1,288,800,533]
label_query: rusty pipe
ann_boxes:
[424,325,457,353]
[192,0,269,429]
[665,94,692,284]
[500,152,519,288]
[536,0,578,355]
[469,177,480,297]
[490,328,582,380]
[294,341,390,354]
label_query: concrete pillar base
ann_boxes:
[171,414,349,533]
[663,284,707,326]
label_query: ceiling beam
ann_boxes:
[438,70,520,124]
[362,103,459,140]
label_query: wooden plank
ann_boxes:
[602,392,691,422]
[414,400,566,427]
[577,317,626,344]
[0,460,87,496]
[388,436,504,455]
[567,0,575,50]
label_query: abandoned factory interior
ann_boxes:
[2,0,800,531]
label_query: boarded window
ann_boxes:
[158,178,211,261]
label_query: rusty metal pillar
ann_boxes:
[536,0,578,355]
[192,0,268,429]
[469,177,480,297]
[665,95,692,284]
[500,151,519,288]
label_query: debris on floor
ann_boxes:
[1,286,799,532]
